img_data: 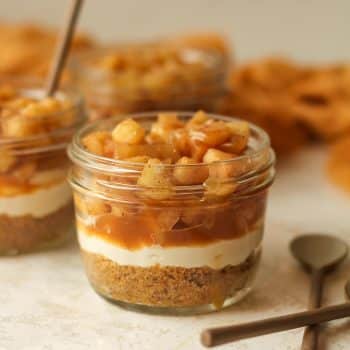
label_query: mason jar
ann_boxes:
[0,86,86,255]
[72,42,230,120]
[68,112,275,315]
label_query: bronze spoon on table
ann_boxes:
[201,235,348,348]
[290,234,348,350]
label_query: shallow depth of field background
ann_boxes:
[0,0,349,63]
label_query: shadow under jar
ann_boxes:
[0,87,86,255]
[68,112,275,315]
[72,41,230,120]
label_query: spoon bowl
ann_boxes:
[290,234,348,272]
[290,234,348,350]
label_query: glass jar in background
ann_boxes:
[72,38,230,120]
[68,112,275,315]
[0,85,86,255]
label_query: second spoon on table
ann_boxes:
[200,234,348,348]
[290,234,348,350]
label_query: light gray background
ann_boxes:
[0,0,349,63]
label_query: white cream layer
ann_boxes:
[78,227,262,269]
[0,180,72,218]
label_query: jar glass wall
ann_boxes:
[68,112,275,314]
[0,86,86,255]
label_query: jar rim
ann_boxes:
[69,111,274,172]
[0,87,86,154]
[68,112,275,202]
[72,43,228,76]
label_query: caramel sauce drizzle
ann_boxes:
[78,195,266,250]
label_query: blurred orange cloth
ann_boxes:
[0,22,95,78]
[327,136,350,193]
[220,57,350,155]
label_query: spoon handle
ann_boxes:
[301,269,324,350]
[200,302,350,348]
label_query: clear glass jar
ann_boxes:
[0,87,86,255]
[68,112,275,315]
[72,43,230,120]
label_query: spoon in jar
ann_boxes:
[290,234,348,350]
[45,0,84,96]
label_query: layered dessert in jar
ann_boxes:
[0,84,85,254]
[72,33,230,120]
[68,111,275,314]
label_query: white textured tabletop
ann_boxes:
[1,147,350,350]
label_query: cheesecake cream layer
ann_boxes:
[0,180,72,218]
[78,225,263,269]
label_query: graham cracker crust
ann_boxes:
[81,248,260,309]
[0,201,74,255]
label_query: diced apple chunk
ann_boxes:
[203,148,241,179]
[203,148,233,163]
[189,140,209,161]
[225,121,250,153]
[137,159,173,200]
[2,115,43,137]
[204,177,238,197]
[112,118,145,144]
[156,210,180,232]
[189,121,232,147]
[82,131,113,156]
[170,129,191,157]
[157,113,184,128]
[173,157,208,185]
[227,121,250,137]
[219,139,246,154]
[150,210,181,245]
[150,113,184,142]
[186,110,209,128]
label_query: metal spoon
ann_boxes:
[200,300,350,347]
[290,234,348,350]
